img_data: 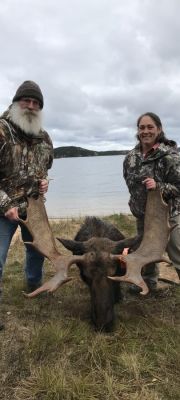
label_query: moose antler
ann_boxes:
[109,189,171,294]
[19,196,86,297]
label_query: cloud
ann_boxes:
[0,0,180,150]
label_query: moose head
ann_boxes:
[20,189,170,331]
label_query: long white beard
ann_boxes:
[9,102,42,136]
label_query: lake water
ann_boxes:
[46,155,131,218]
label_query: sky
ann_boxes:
[0,0,180,151]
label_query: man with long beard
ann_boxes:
[0,81,54,330]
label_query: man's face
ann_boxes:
[19,97,41,111]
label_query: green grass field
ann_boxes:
[0,215,179,400]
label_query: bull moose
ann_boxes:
[20,189,171,331]
[58,216,132,330]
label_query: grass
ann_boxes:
[0,215,179,400]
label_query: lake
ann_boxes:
[46,155,130,218]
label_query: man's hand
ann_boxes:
[142,177,157,190]
[39,179,49,195]
[5,207,19,221]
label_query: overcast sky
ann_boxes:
[0,0,180,150]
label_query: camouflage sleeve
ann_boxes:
[123,153,133,188]
[0,123,21,213]
[123,155,128,182]
[47,140,54,170]
[0,190,18,213]
[0,125,6,156]
[157,153,180,201]
[0,126,11,212]
[43,130,54,174]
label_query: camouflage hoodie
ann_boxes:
[123,142,180,219]
[0,108,54,215]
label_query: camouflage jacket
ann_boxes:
[0,109,54,215]
[123,142,180,219]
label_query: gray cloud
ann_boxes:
[0,0,180,150]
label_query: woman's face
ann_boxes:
[138,115,161,148]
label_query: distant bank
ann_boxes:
[54,145,129,158]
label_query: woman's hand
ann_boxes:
[142,177,157,190]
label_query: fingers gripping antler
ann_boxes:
[19,196,85,297]
[109,189,171,295]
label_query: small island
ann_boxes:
[54,145,129,158]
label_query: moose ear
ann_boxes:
[57,237,86,255]
[113,236,141,254]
